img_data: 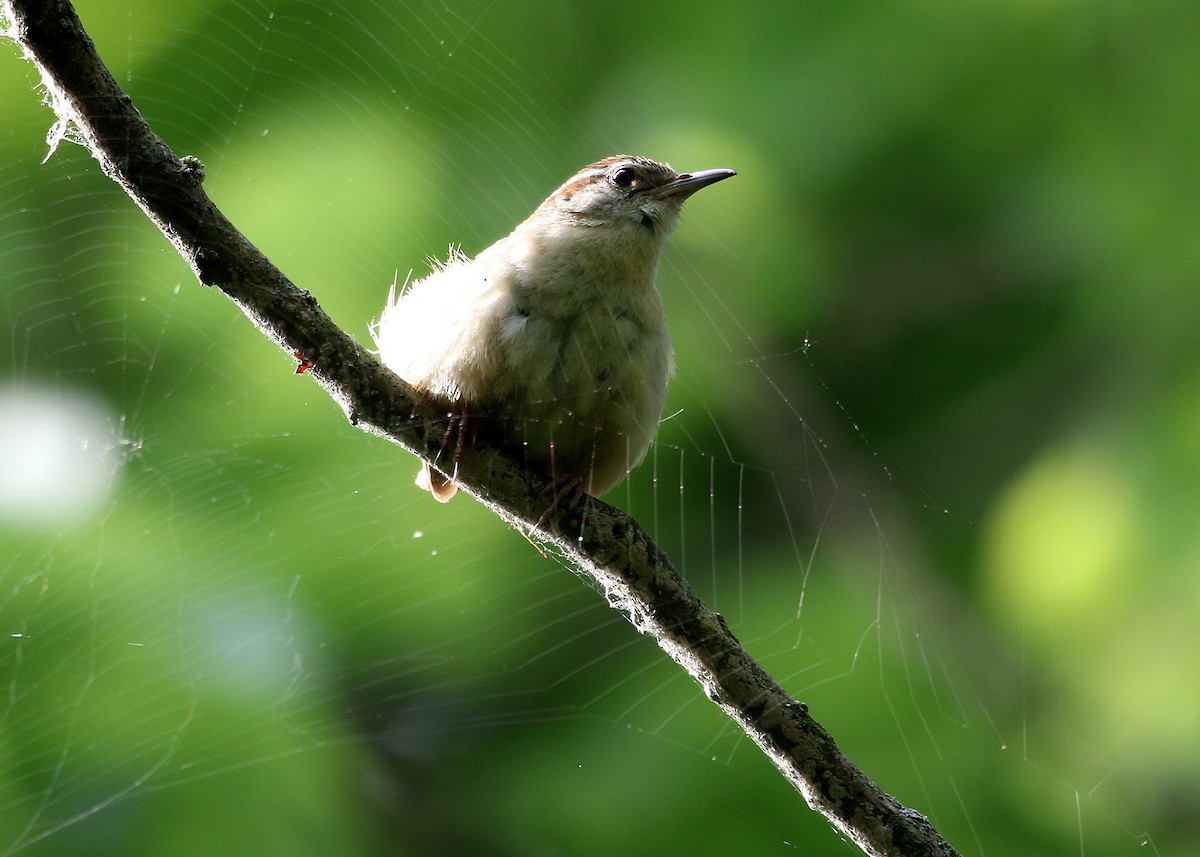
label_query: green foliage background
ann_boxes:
[2,1,1198,855]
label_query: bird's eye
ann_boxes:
[611,166,637,188]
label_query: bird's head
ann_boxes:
[541,155,735,237]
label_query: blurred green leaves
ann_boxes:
[3,0,1200,854]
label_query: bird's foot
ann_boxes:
[531,473,589,534]
[416,402,478,502]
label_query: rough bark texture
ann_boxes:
[2,2,961,854]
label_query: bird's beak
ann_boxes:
[652,167,736,199]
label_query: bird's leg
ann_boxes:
[444,405,475,481]
[417,401,477,502]
[531,473,589,534]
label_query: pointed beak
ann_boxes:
[652,167,736,199]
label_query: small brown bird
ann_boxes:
[372,155,735,502]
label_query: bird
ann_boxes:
[372,154,735,503]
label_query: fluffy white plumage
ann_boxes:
[372,155,734,501]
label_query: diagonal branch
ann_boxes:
[1,2,961,855]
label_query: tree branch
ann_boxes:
[2,2,960,854]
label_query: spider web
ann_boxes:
[1,1,1195,855]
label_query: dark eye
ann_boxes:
[611,166,637,188]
